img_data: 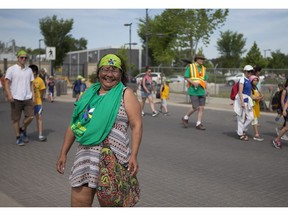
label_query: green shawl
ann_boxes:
[70,82,124,145]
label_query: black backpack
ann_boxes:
[271,89,284,111]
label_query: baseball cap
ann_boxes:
[243,65,254,71]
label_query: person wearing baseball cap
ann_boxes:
[234,65,254,141]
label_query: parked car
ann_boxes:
[226,73,265,86]
[135,72,166,86]
[225,73,244,86]
[167,75,185,83]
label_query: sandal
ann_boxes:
[239,135,248,141]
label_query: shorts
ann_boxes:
[251,117,259,126]
[49,90,54,97]
[34,105,43,115]
[141,90,152,98]
[10,99,34,121]
[190,95,206,109]
[161,99,167,107]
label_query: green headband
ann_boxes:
[99,54,122,70]
[16,50,27,57]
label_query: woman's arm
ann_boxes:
[56,126,76,174]
[124,88,143,176]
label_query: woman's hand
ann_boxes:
[128,156,139,176]
[56,154,67,174]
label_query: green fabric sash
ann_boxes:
[70,82,124,145]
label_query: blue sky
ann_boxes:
[1,8,288,60]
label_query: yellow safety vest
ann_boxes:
[187,63,206,89]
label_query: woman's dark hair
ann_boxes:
[96,54,128,86]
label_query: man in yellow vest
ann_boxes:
[181,54,209,130]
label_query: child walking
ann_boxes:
[250,75,264,141]
[159,79,170,115]
[29,64,47,141]
[47,76,55,102]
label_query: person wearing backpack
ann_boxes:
[233,65,254,141]
[73,75,82,102]
[273,85,288,149]
[275,79,288,141]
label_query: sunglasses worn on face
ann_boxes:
[100,67,120,75]
[19,56,28,60]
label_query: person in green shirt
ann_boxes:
[181,54,209,130]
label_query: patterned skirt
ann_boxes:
[69,144,103,188]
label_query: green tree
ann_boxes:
[39,15,87,69]
[268,50,288,69]
[138,9,229,66]
[216,30,246,68]
[242,42,267,68]
[68,37,87,51]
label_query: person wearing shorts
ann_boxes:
[181,54,209,130]
[140,67,159,117]
[30,64,47,142]
[5,50,34,146]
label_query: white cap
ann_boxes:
[243,65,254,71]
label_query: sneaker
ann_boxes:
[16,137,25,146]
[163,112,169,116]
[20,128,29,143]
[39,135,47,142]
[253,136,264,141]
[196,124,206,130]
[152,111,159,117]
[272,139,281,149]
[281,134,288,141]
[142,111,145,117]
[182,117,189,128]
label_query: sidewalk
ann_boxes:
[56,87,274,116]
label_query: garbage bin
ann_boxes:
[56,80,61,96]
[60,80,67,95]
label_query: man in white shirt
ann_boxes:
[5,50,35,146]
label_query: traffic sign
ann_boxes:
[46,47,56,60]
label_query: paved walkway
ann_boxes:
[0,86,277,207]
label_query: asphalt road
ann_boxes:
[0,94,288,207]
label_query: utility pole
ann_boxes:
[39,39,44,69]
[145,9,149,67]
[124,23,132,80]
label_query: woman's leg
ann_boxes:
[71,186,96,207]
[147,95,156,112]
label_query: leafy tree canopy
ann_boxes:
[39,15,87,69]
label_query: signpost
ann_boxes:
[46,47,56,76]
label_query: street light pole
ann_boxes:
[124,23,132,81]
[145,9,149,67]
[39,39,44,69]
